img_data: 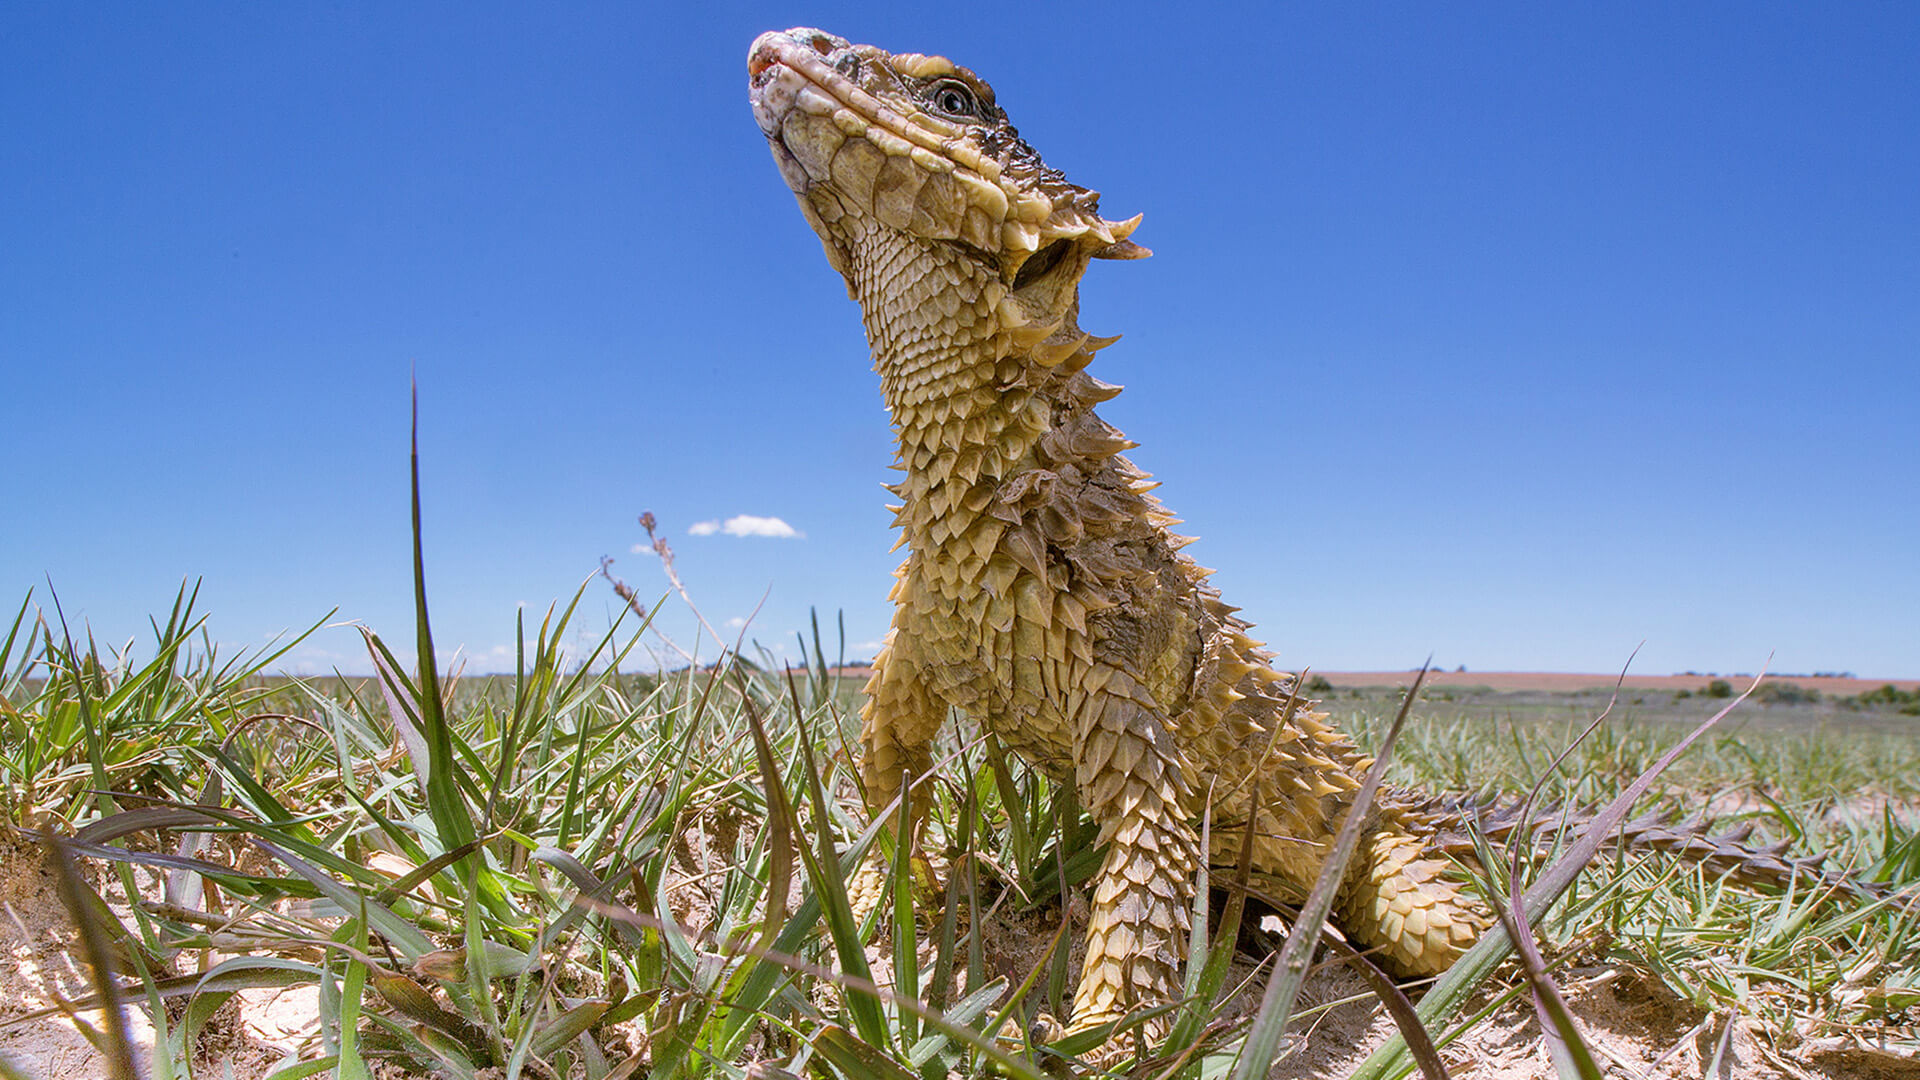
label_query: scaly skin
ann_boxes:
[744,28,1862,1049]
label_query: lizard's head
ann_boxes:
[748,27,1148,303]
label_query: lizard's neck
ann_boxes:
[849,231,1014,421]
[848,230,1052,548]
[845,227,1133,564]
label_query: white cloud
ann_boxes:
[628,543,657,556]
[686,514,802,539]
[724,616,748,629]
[720,514,801,538]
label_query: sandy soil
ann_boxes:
[6,831,1914,1080]
[5,688,1915,1080]
[0,835,296,1080]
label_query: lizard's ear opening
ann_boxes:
[1011,238,1074,291]
[1002,236,1093,332]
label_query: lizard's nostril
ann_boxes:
[747,31,786,80]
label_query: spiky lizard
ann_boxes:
[745,27,1861,1050]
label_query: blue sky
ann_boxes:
[4,4,1915,678]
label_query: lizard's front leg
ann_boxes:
[850,613,948,919]
[859,636,943,827]
[1063,672,1200,1055]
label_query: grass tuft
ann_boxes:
[3,456,1914,1076]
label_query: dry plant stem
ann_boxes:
[596,556,648,620]
[42,833,141,1080]
[639,511,736,658]
[598,553,694,665]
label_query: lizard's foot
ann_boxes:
[997,1012,1136,1077]
[846,850,945,929]
[847,860,887,926]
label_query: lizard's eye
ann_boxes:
[834,53,860,79]
[930,80,977,118]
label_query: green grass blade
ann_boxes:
[782,703,888,1046]
[891,760,920,1047]
[252,838,436,958]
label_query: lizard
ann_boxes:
[744,26,1866,1053]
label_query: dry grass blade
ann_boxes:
[1320,930,1449,1080]
[0,959,321,1030]
[1482,827,1604,1080]
[748,676,800,955]
[40,832,141,1080]
[1230,662,1435,1080]
[1355,662,1775,1080]
[1488,662,1640,1080]
[250,836,434,959]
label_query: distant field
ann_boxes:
[1310,672,1920,741]
[817,666,1920,696]
[1317,669,1920,694]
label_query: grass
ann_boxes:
[1333,689,1920,809]
[3,442,1916,1078]
[3,581,1918,1078]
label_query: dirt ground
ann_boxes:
[5,834,1916,1080]
[0,834,303,1079]
[964,896,1919,1080]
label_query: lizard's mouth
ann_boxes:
[745,30,833,196]
[745,29,843,139]
[747,28,842,86]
